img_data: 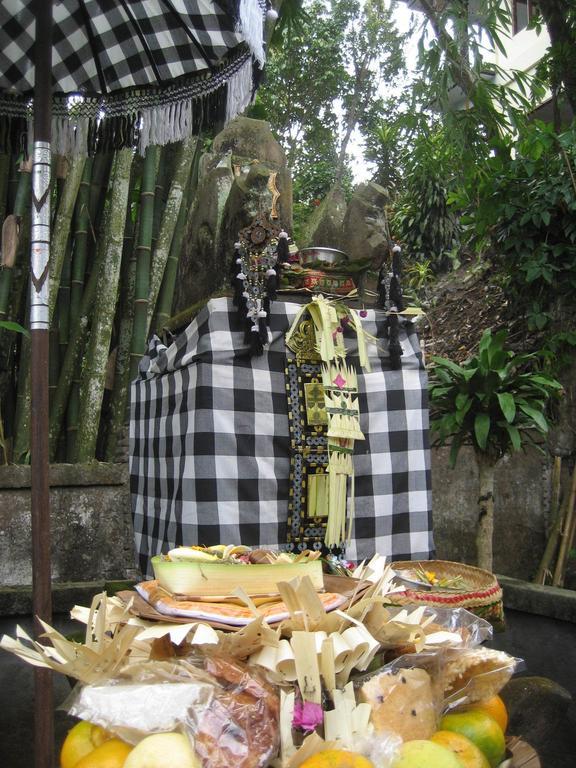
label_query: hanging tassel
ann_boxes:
[389,275,405,312]
[250,323,264,356]
[388,313,403,370]
[262,295,271,319]
[258,315,268,345]
[265,267,277,302]
[390,244,404,311]
[230,242,242,284]
[376,266,387,309]
[392,243,402,277]
[276,230,290,263]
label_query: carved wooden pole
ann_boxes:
[31,1,54,767]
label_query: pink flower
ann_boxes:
[292,700,324,733]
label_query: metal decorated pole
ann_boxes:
[31,1,54,767]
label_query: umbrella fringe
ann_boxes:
[225,57,255,124]
[0,50,256,157]
[237,0,265,67]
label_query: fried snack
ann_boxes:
[358,667,438,741]
[442,647,516,703]
[194,656,280,768]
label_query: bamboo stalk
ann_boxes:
[103,159,141,462]
[147,135,197,335]
[70,158,93,328]
[152,139,200,333]
[13,319,31,463]
[0,166,31,320]
[65,155,112,460]
[128,145,159,381]
[552,463,576,586]
[75,149,133,463]
[49,154,86,323]
[0,153,10,224]
[58,243,72,352]
[48,239,104,460]
[534,456,563,584]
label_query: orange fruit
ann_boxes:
[468,696,508,734]
[60,721,113,768]
[431,730,491,768]
[299,749,375,768]
[440,710,506,768]
[73,738,132,768]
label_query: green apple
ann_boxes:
[392,740,465,768]
[123,733,200,768]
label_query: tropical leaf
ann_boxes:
[474,412,491,450]
[518,402,548,432]
[497,392,516,423]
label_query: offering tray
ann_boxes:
[117,574,373,630]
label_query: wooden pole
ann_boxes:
[31,1,54,767]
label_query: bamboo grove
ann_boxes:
[0,136,201,465]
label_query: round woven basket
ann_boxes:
[387,560,505,628]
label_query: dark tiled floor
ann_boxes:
[1,608,575,768]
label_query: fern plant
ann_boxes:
[429,329,562,570]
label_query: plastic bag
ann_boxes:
[64,655,280,768]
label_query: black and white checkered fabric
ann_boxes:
[130,298,434,578]
[0,1,243,97]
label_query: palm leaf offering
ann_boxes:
[152,546,324,597]
[0,557,523,767]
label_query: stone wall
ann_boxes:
[0,463,136,587]
[0,450,552,589]
[431,446,550,581]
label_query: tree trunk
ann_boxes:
[538,0,576,115]
[475,449,497,571]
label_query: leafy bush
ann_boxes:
[391,128,461,272]
[452,120,576,330]
[430,328,562,467]
[429,328,562,569]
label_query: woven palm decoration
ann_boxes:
[285,297,371,548]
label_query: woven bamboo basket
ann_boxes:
[387,560,505,628]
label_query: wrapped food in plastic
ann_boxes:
[356,664,439,742]
[64,655,280,768]
[440,646,522,708]
[64,660,215,743]
[192,655,280,768]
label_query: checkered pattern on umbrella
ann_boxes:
[0,0,245,96]
[130,298,434,578]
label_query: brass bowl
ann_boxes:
[299,247,349,267]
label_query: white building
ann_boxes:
[402,0,572,123]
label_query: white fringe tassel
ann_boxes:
[51,115,90,156]
[225,58,254,124]
[238,0,265,68]
[138,99,193,155]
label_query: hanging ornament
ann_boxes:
[230,213,294,356]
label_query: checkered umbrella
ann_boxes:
[0,0,267,155]
[0,3,269,766]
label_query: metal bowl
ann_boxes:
[299,247,349,267]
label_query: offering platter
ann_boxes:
[0,554,536,768]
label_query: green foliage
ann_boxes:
[0,319,29,337]
[413,0,545,145]
[429,329,562,467]
[452,120,576,329]
[391,128,461,271]
[254,0,405,207]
